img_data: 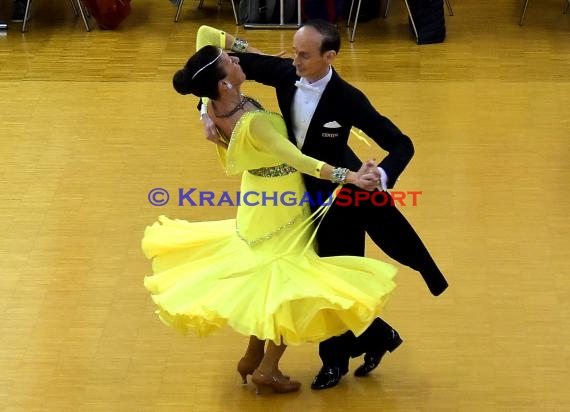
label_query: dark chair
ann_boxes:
[21,0,91,32]
[520,0,570,25]
[347,0,453,43]
[175,0,239,24]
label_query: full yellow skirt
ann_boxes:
[143,172,397,345]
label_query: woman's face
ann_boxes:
[219,52,245,88]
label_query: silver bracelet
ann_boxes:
[231,38,248,53]
[331,167,350,184]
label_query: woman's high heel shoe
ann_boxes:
[251,369,301,394]
[237,357,261,384]
[237,357,290,384]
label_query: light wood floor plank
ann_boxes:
[1,0,569,410]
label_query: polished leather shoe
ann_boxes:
[311,366,346,390]
[354,330,403,377]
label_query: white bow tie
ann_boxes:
[294,80,320,92]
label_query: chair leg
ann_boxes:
[519,0,529,25]
[175,0,186,22]
[384,0,391,18]
[76,0,91,31]
[444,0,453,16]
[347,0,355,27]
[174,0,236,24]
[349,0,362,42]
[403,0,418,43]
[21,0,31,32]
[80,0,91,17]
[20,0,89,32]
[69,0,79,16]
[230,0,239,25]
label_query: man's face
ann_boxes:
[292,26,335,82]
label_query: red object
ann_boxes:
[83,0,132,30]
[301,0,340,23]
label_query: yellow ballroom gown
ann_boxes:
[143,109,397,345]
[142,25,396,345]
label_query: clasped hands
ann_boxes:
[354,160,381,191]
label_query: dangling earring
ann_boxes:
[224,81,233,90]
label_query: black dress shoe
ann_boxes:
[354,330,403,377]
[385,329,403,352]
[311,366,346,390]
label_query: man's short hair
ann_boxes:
[302,19,341,54]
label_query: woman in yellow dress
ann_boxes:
[142,32,397,394]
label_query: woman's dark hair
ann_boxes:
[302,19,341,55]
[172,45,226,100]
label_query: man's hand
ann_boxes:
[352,159,381,191]
[201,114,227,148]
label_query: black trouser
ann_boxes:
[358,188,448,296]
[314,186,448,296]
[313,186,448,369]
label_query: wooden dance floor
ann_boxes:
[1,0,568,410]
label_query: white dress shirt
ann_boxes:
[292,67,332,149]
[291,67,388,191]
